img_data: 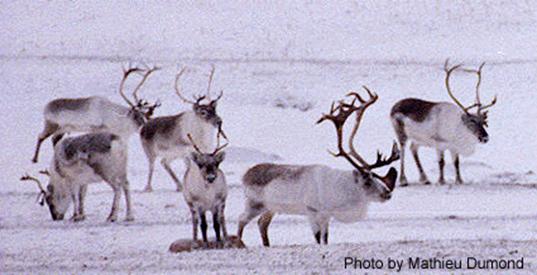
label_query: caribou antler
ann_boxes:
[443,59,467,112]
[174,65,223,106]
[187,133,228,155]
[132,65,160,103]
[317,93,367,173]
[206,64,215,99]
[444,59,497,116]
[346,86,378,166]
[174,67,205,104]
[119,65,144,107]
[187,133,203,154]
[20,173,46,205]
[462,62,497,116]
[206,64,224,103]
[318,87,399,171]
[39,169,50,176]
[367,142,400,169]
[347,87,399,170]
[213,130,229,154]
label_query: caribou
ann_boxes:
[140,65,226,192]
[31,65,160,163]
[237,88,399,246]
[390,59,497,186]
[22,132,133,222]
[183,133,228,246]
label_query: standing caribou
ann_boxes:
[237,88,399,246]
[183,133,228,246]
[31,65,160,163]
[22,132,133,222]
[140,65,226,192]
[390,59,497,186]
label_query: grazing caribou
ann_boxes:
[183,133,228,246]
[140,65,226,192]
[390,59,497,186]
[237,88,399,246]
[31,65,160,163]
[22,132,133,222]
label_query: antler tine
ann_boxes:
[317,95,366,172]
[119,65,143,107]
[213,131,229,154]
[367,141,401,169]
[480,95,497,111]
[206,64,216,99]
[212,90,224,103]
[132,65,160,103]
[174,67,196,104]
[187,133,203,154]
[347,86,380,167]
[20,173,46,193]
[443,58,468,112]
[39,169,50,176]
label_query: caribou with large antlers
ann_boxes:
[390,59,497,186]
[140,65,226,192]
[237,88,399,246]
[31,65,160,163]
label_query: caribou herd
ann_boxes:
[21,59,496,247]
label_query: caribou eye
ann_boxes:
[200,110,208,116]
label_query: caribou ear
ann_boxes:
[190,152,201,165]
[210,100,218,108]
[381,167,397,191]
[214,151,225,163]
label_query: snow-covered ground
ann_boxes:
[2,1,537,274]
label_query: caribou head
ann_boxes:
[119,65,161,124]
[21,171,69,220]
[174,65,227,139]
[187,133,228,183]
[444,59,497,143]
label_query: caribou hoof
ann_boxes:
[143,186,153,192]
[106,216,117,222]
[71,214,86,222]
[438,180,446,185]
[125,215,135,222]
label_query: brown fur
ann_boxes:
[243,164,308,187]
[62,133,118,160]
[47,98,91,113]
[391,98,437,122]
[140,114,184,140]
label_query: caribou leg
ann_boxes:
[107,185,121,222]
[143,155,156,192]
[437,150,446,185]
[257,211,274,247]
[32,121,59,163]
[453,153,463,184]
[237,200,266,239]
[161,159,183,192]
[122,179,134,221]
[392,118,408,186]
[410,142,430,185]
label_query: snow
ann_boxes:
[1,1,537,274]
